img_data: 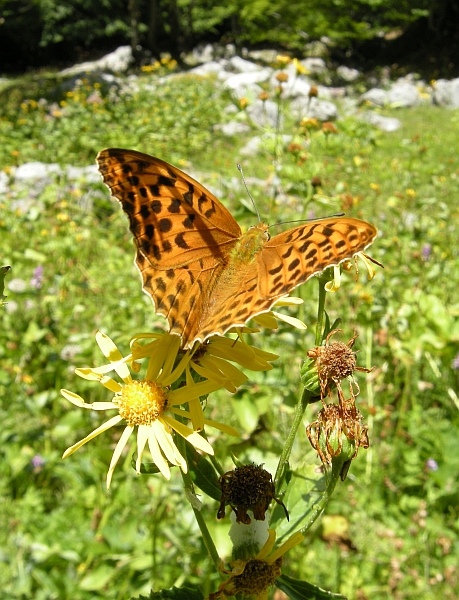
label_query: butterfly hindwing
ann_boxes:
[258,217,377,297]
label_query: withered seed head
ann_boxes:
[217,464,287,524]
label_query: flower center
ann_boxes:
[116,380,167,426]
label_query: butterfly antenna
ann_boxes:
[237,164,262,222]
[269,213,346,229]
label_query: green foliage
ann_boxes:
[0,0,438,72]
[1,66,459,599]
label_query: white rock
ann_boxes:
[248,49,278,63]
[0,171,8,194]
[228,56,264,73]
[246,99,281,128]
[359,111,401,132]
[336,65,360,82]
[240,134,292,156]
[15,162,62,183]
[300,57,327,74]
[432,78,459,107]
[360,88,388,107]
[59,46,133,76]
[66,164,101,183]
[290,97,338,121]
[387,81,420,107]
[214,121,251,136]
[189,60,227,76]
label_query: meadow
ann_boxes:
[1,63,459,599]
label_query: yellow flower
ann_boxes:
[251,295,307,331]
[61,332,227,488]
[325,252,380,293]
[208,529,304,600]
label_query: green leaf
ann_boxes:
[186,446,221,501]
[131,585,204,599]
[276,574,348,600]
[1,265,10,304]
[270,457,327,538]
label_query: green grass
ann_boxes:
[1,69,459,599]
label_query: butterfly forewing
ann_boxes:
[97,148,241,270]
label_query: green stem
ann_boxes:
[315,275,328,346]
[300,458,342,534]
[274,277,329,493]
[176,436,221,570]
[274,386,315,494]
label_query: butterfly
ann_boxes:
[96,148,377,349]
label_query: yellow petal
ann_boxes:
[136,424,150,473]
[75,369,122,392]
[168,379,222,406]
[203,418,240,437]
[256,529,277,559]
[62,415,123,458]
[95,331,131,381]
[152,420,186,471]
[163,416,214,455]
[266,531,305,563]
[61,388,117,410]
[147,430,171,479]
[106,425,134,489]
[271,311,307,329]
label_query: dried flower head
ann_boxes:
[307,329,371,399]
[208,530,304,600]
[322,121,338,134]
[217,464,288,524]
[306,400,369,479]
[275,71,289,83]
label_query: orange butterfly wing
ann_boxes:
[97,148,377,349]
[195,218,377,342]
[97,148,241,345]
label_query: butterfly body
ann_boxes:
[97,148,377,349]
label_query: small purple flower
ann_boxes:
[425,458,439,472]
[421,244,431,260]
[30,265,44,289]
[31,454,45,469]
[451,353,459,370]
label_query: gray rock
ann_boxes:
[186,43,214,65]
[387,81,420,107]
[66,164,100,183]
[0,171,8,194]
[59,46,133,76]
[290,96,338,121]
[300,57,327,74]
[214,121,251,136]
[248,49,278,63]
[432,78,459,107]
[15,162,62,183]
[336,65,360,82]
[246,99,281,128]
[189,61,227,76]
[228,56,265,73]
[223,70,271,99]
[360,88,388,107]
[359,111,401,132]
[279,76,311,98]
[240,133,292,156]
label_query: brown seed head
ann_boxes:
[217,464,286,524]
